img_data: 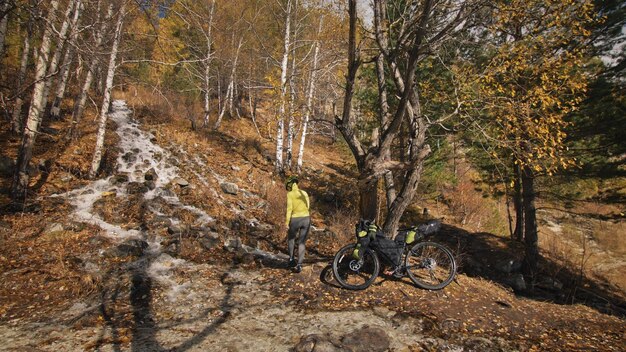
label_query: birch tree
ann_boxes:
[11,4,33,134]
[296,16,323,174]
[12,0,61,200]
[70,2,113,138]
[274,0,292,173]
[215,34,243,129]
[89,1,127,178]
[50,0,84,119]
[40,0,78,117]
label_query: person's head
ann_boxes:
[285,175,298,191]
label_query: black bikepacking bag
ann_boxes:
[372,237,403,267]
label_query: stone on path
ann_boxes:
[220,182,239,195]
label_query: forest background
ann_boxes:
[0,0,624,330]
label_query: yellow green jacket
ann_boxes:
[286,183,310,225]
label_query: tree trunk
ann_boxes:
[0,2,9,60]
[202,0,215,128]
[12,16,32,134]
[50,0,83,120]
[70,3,112,138]
[41,0,77,118]
[296,16,323,174]
[275,0,292,173]
[215,35,242,129]
[12,0,60,201]
[521,164,539,279]
[89,3,125,179]
[285,37,297,170]
[513,162,524,241]
[376,51,396,208]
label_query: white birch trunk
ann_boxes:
[12,0,60,199]
[285,51,297,170]
[12,19,32,133]
[202,0,216,128]
[51,0,83,119]
[40,0,77,116]
[89,3,125,178]
[70,3,112,136]
[296,17,323,174]
[275,0,292,173]
[215,35,243,129]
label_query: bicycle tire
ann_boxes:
[332,243,380,290]
[405,241,456,290]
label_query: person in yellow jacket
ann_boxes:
[285,175,310,273]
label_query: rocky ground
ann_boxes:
[1,101,624,351]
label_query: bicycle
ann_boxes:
[332,220,457,290]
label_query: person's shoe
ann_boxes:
[288,258,296,268]
[293,264,302,273]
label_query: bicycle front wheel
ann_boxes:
[332,244,380,290]
[405,241,456,290]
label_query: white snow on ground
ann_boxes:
[58,100,216,300]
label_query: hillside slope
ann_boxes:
[0,98,624,351]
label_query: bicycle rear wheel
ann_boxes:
[405,241,456,290]
[332,244,380,290]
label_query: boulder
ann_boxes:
[510,273,526,291]
[127,182,148,194]
[341,326,390,352]
[495,259,522,274]
[104,239,148,258]
[144,168,157,181]
[122,152,136,164]
[144,180,156,190]
[293,334,343,352]
[220,182,239,195]
[111,172,128,185]
[174,177,189,187]
[167,224,183,235]
[198,236,220,250]
[224,236,242,252]
[536,276,563,291]
[45,223,64,234]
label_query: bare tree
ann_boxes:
[296,15,323,174]
[12,0,61,200]
[11,4,33,134]
[89,0,127,178]
[274,0,292,173]
[70,2,113,138]
[50,0,84,119]
[337,0,476,234]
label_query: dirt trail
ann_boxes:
[0,264,446,351]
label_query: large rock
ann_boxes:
[224,236,242,252]
[174,177,189,187]
[495,259,522,274]
[45,223,64,234]
[127,182,148,194]
[104,239,148,258]
[220,182,239,195]
[510,273,526,291]
[341,326,390,352]
[293,334,343,352]
[198,236,220,250]
[144,168,157,181]
[536,276,563,291]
